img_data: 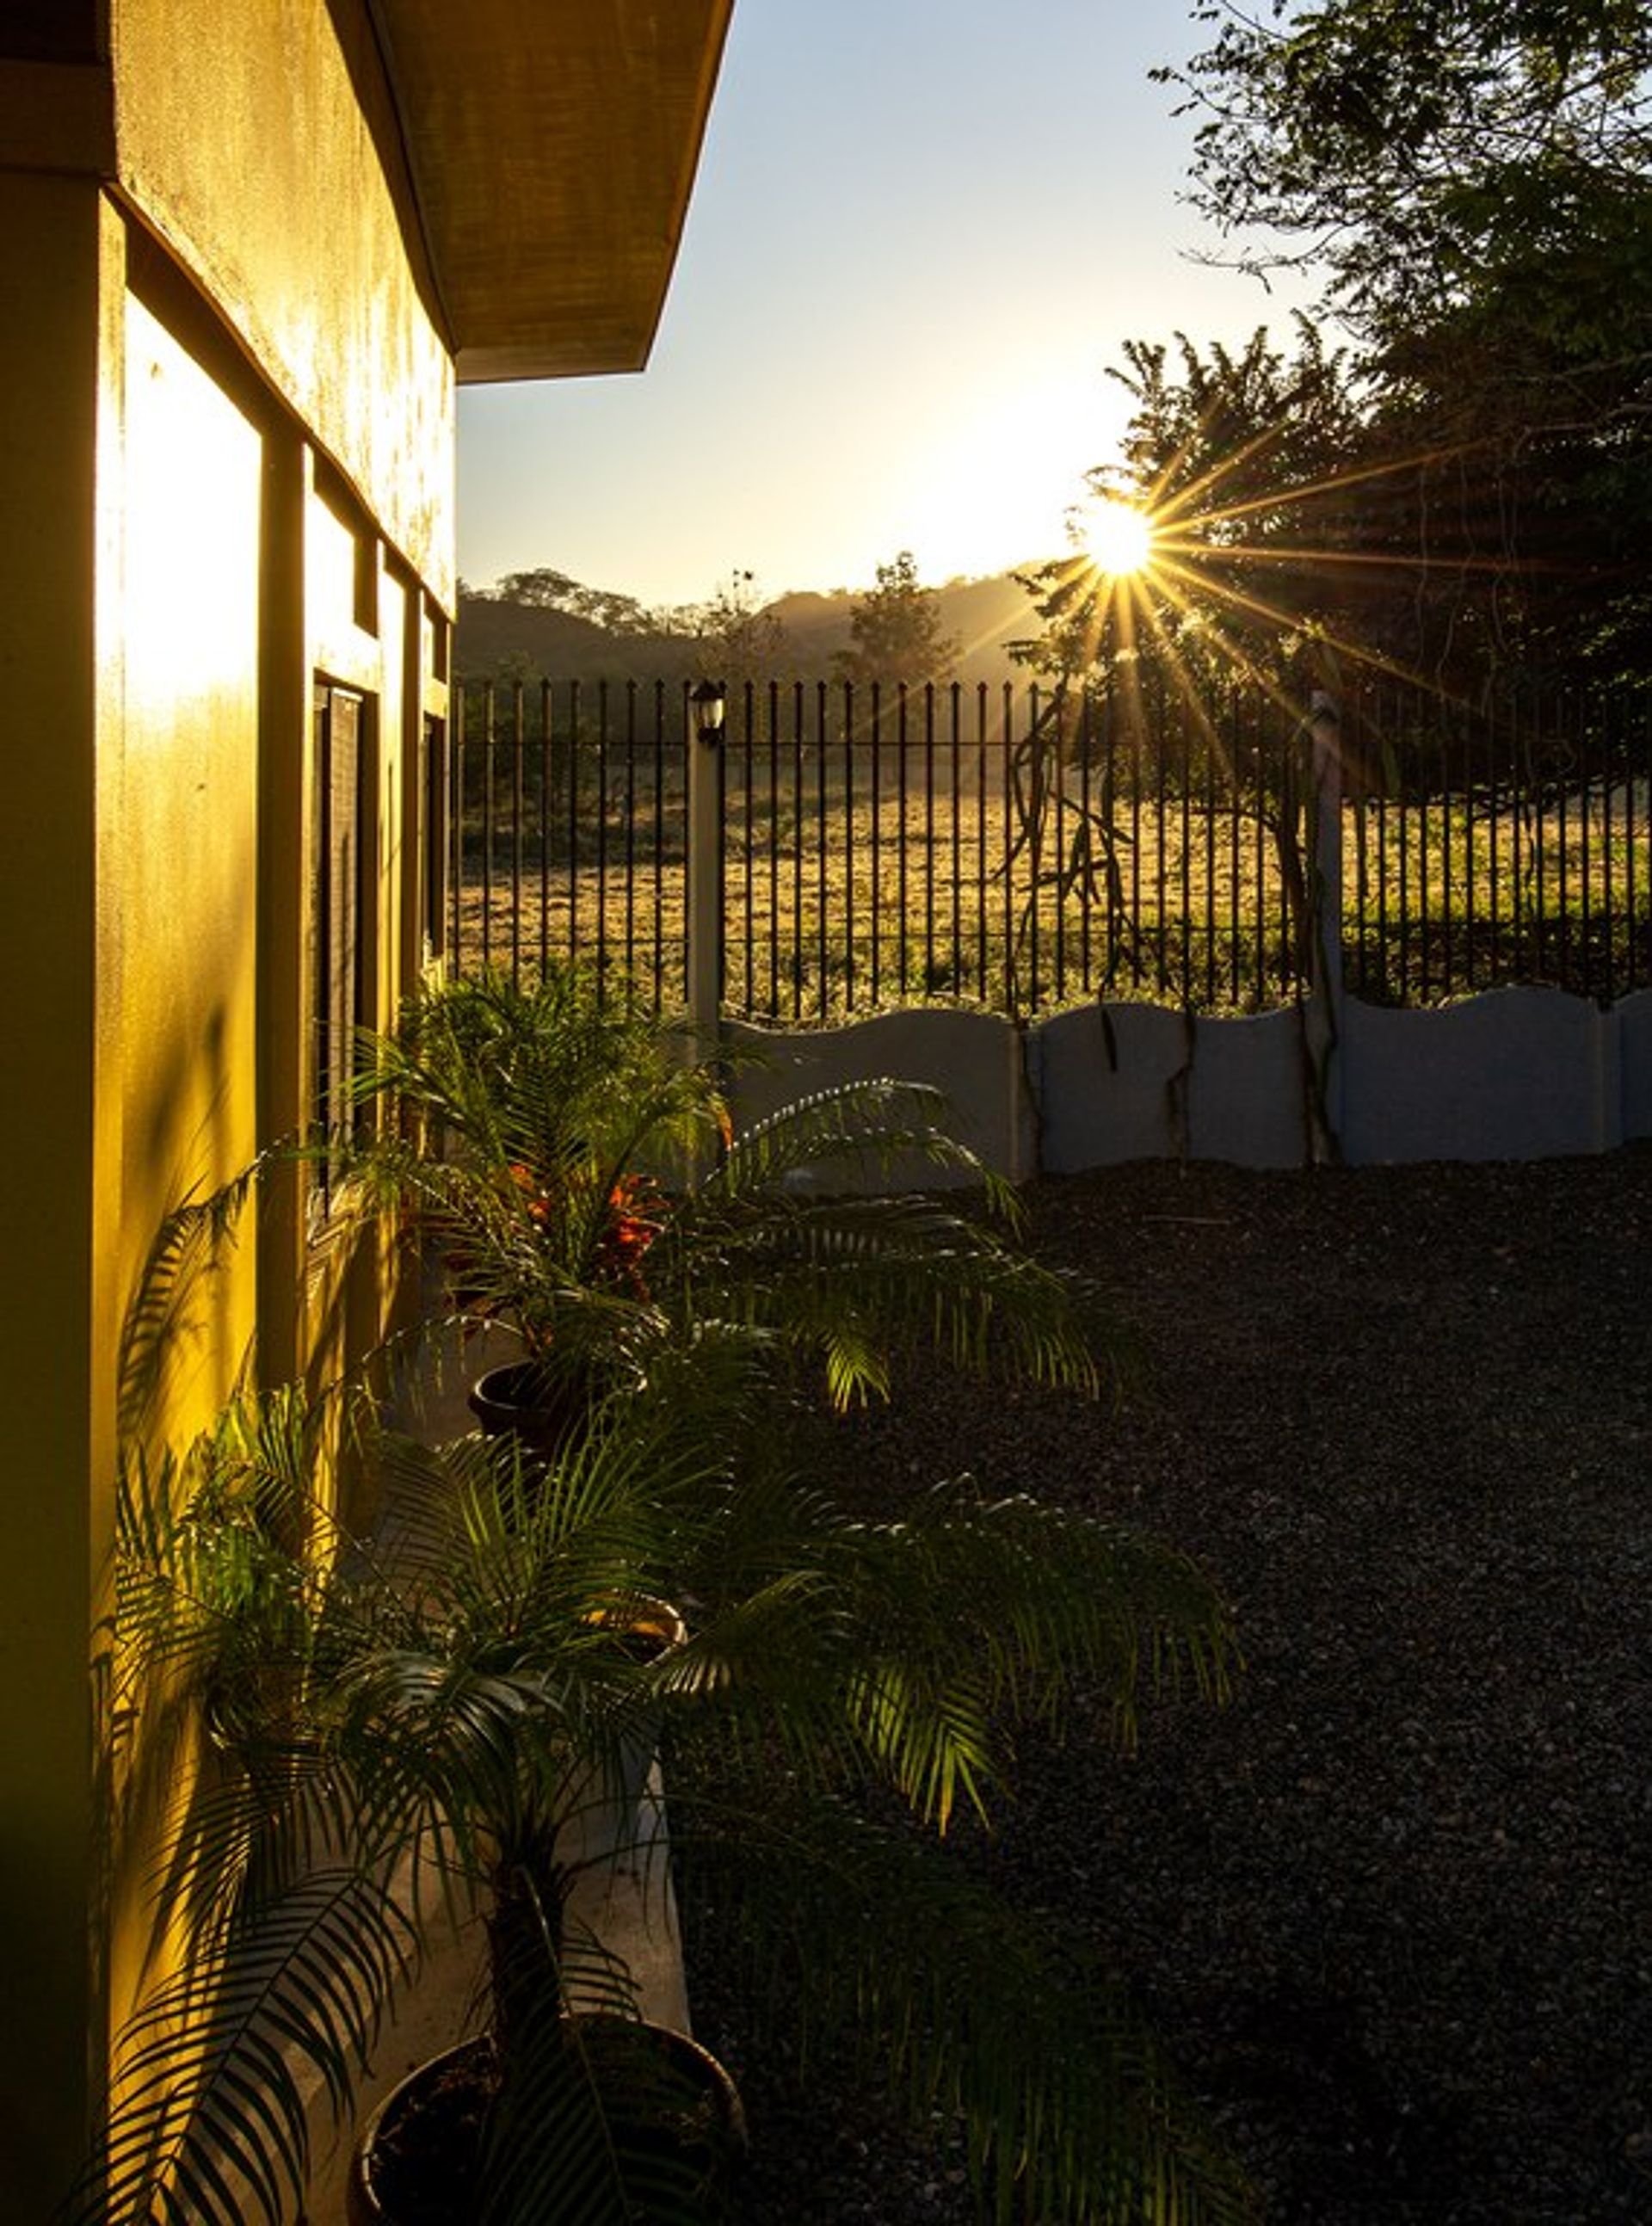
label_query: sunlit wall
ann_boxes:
[0,2,453,2204]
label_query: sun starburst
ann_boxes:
[1079,499,1155,578]
[1040,424,1521,761]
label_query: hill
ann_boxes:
[452,593,681,686]
[455,568,1046,689]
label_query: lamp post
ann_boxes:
[689,677,726,745]
[1305,686,1344,1163]
[687,679,726,1045]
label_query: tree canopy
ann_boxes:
[1160,0,1652,352]
[1019,321,1372,686]
[487,567,663,636]
[1020,0,1652,691]
[833,552,961,688]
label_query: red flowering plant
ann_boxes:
[590,1172,667,1293]
[336,964,1100,1436]
[326,967,725,1421]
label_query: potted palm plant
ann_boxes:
[331,965,1103,1441]
[77,1353,1253,2226]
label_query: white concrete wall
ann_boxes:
[726,1011,1032,1184]
[1340,989,1629,1165]
[725,985,1652,1178]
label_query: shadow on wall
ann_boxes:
[123,996,259,1446]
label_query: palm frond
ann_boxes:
[672,1471,1236,1832]
[67,1868,415,2226]
[666,1187,1101,1407]
[823,1482,1240,1728]
[707,1076,998,1197]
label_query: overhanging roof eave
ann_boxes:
[367,0,732,383]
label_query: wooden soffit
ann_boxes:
[367,0,732,385]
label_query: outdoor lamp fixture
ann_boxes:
[691,677,727,745]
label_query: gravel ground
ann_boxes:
[683,1147,1652,2224]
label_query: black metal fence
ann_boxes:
[448,675,1652,1020]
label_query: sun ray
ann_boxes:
[1032,364,1556,764]
[1131,590,1233,762]
[1150,537,1548,579]
[1146,548,1482,708]
[1145,420,1296,530]
[1147,568,1308,721]
[1163,440,1497,538]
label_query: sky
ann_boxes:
[456,0,1317,612]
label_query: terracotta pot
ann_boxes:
[556,1596,688,1873]
[349,2020,746,2225]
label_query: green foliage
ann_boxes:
[1161,0,1652,345]
[1150,0,1652,683]
[80,1371,1248,2225]
[336,965,1103,1412]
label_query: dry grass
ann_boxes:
[450,773,1649,1022]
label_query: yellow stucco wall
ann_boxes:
[112,0,456,604]
[99,292,265,2105]
[0,9,458,2205]
[114,290,264,1413]
[0,166,109,2223]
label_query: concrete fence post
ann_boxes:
[1305,689,1346,1158]
[686,682,725,1051]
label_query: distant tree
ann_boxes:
[687,568,791,697]
[491,568,658,636]
[491,567,583,609]
[833,552,960,688]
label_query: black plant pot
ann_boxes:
[467,1360,582,1456]
[349,2022,746,2226]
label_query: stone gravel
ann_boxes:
[684,1145,1652,2224]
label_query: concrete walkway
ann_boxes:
[301,1322,691,2224]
